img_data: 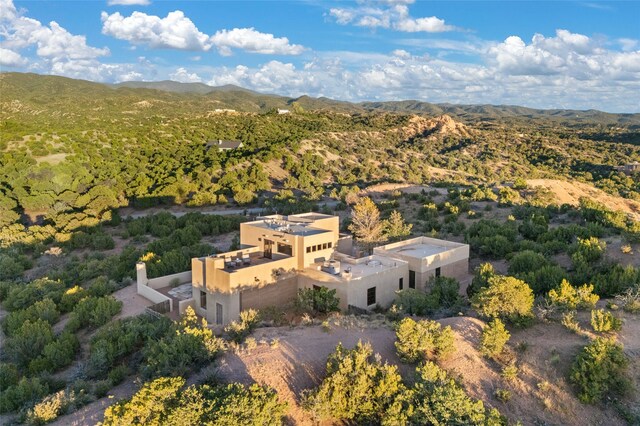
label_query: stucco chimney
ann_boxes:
[136,262,148,287]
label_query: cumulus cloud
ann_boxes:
[101,11,213,50]
[1,0,109,60]
[203,31,640,112]
[169,67,202,83]
[107,0,151,5]
[487,29,639,81]
[210,28,305,56]
[329,2,456,32]
[0,47,27,66]
[101,10,306,55]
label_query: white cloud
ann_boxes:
[169,67,202,83]
[101,10,306,55]
[101,11,213,51]
[0,47,27,66]
[392,49,410,58]
[107,0,151,5]
[202,33,640,112]
[619,38,638,52]
[330,2,456,33]
[210,28,305,56]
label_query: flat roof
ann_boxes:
[304,256,404,282]
[374,236,467,260]
[250,221,329,236]
[389,243,448,258]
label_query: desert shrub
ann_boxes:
[296,287,340,314]
[141,307,224,378]
[407,362,505,425]
[501,364,518,381]
[571,237,606,264]
[4,319,55,367]
[508,250,548,276]
[394,288,431,316]
[520,264,568,295]
[87,276,118,297]
[465,220,517,258]
[548,279,599,310]
[103,376,185,425]
[480,318,510,359]
[494,389,512,403]
[224,309,260,343]
[616,285,640,313]
[3,298,60,336]
[103,376,286,426]
[395,318,455,363]
[66,296,122,331]
[561,311,582,333]
[3,278,65,312]
[0,363,19,391]
[27,390,69,425]
[467,262,495,298]
[0,377,50,414]
[58,286,86,313]
[591,264,640,297]
[570,337,630,403]
[471,275,534,325]
[87,314,172,379]
[590,309,622,332]
[29,332,79,374]
[302,341,406,424]
[425,276,465,313]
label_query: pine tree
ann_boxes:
[385,210,412,241]
[348,197,386,252]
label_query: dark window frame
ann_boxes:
[367,287,376,306]
[409,270,416,289]
[200,290,207,310]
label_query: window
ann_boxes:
[409,270,416,289]
[216,303,223,325]
[322,243,328,250]
[435,267,441,278]
[399,277,404,290]
[328,242,333,248]
[277,242,292,256]
[367,287,376,306]
[306,246,311,253]
[200,290,207,310]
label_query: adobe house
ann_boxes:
[136,212,469,325]
[205,139,244,151]
[615,162,640,175]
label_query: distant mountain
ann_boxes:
[113,80,262,95]
[2,72,639,126]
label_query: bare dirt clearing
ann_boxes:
[527,179,640,219]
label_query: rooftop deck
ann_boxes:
[217,251,290,271]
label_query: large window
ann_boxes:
[367,287,376,306]
[409,270,416,289]
[200,290,207,310]
[399,277,404,290]
[277,242,292,256]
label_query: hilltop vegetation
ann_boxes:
[1,73,639,248]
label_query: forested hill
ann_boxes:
[0,72,639,247]
[3,72,639,125]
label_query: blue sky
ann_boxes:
[1,0,639,112]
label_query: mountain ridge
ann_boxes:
[2,72,639,125]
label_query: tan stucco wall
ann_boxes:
[146,271,192,289]
[239,276,298,311]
